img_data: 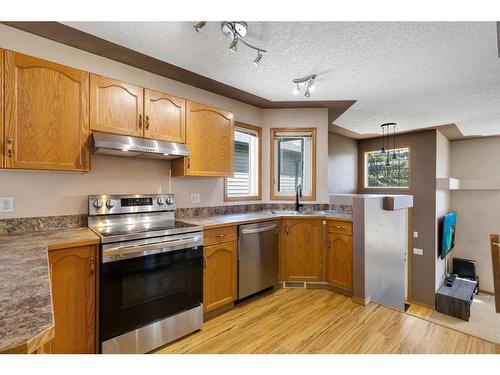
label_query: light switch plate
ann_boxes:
[413,248,424,256]
[190,193,201,204]
[413,231,419,238]
[0,197,14,213]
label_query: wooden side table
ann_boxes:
[436,277,477,321]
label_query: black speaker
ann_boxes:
[453,257,477,279]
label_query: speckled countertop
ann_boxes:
[182,211,352,228]
[0,228,99,353]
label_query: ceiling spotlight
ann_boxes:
[193,21,267,65]
[193,21,207,33]
[253,51,263,66]
[229,37,238,53]
[292,74,317,98]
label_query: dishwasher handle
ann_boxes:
[241,224,278,235]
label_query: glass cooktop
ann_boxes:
[92,220,201,239]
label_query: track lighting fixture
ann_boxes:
[193,21,207,33]
[193,21,267,65]
[253,50,263,66]
[292,74,317,97]
[229,37,238,53]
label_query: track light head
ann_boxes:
[292,74,317,97]
[293,84,300,95]
[253,51,263,66]
[229,38,238,53]
[193,21,207,33]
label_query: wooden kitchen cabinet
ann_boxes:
[203,240,238,313]
[44,245,97,354]
[172,101,234,177]
[327,233,353,291]
[0,50,3,168]
[90,74,144,137]
[3,50,90,171]
[144,88,186,143]
[283,219,324,281]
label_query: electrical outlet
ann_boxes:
[190,193,201,204]
[413,248,424,256]
[413,231,419,238]
[0,197,14,213]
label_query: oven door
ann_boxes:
[100,233,203,343]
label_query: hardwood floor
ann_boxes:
[156,289,499,354]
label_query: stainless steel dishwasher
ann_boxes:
[238,221,279,299]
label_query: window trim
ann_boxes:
[359,144,412,192]
[224,122,262,202]
[270,127,317,201]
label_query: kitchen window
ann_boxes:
[271,128,316,200]
[224,123,262,201]
[363,147,411,189]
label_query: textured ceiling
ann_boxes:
[63,22,500,136]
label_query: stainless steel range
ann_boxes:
[88,194,203,354]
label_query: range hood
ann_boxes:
[92,132,190,160]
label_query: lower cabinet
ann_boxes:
[44,245,97,354]
[327,233,353,291]
[283,219,324,281]
[203,240,238,313]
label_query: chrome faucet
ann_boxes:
[295,184,303,212]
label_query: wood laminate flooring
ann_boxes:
[156,289,499,354]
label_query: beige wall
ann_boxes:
[0,25,329,219]
[435,130,451,290]
[450,136,500,293]
[328,132,358,194]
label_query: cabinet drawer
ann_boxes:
[328,220,352,235]
[205,226,237,246]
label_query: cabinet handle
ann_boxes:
[90,257,95,274]
[187,158,191,169]
[7,138,13,157]
[138,114,143,129]
[335,226,344,230]
[215,234,226,238]
[203,256,207,269]
[286,225,289,235]
[145,115,150,130]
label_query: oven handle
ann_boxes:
[102,236,202,263]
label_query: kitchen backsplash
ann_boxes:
[0,203,353,234]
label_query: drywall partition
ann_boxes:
[436,130,451,290]
[358,129,437,307]
[364,196,408,311]
[450,135,500,293]
[328,133,358,194]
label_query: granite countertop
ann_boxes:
[0,227,99,353]
[182,210,352,228]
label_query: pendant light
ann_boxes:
[380,123,397,166]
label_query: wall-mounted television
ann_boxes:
[440,211,457,259]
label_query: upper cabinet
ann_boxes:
[90,74,144,137]
[144,89,186,143]
[172,101,234,177]
[4,51,90,172]
[0,50,4,168]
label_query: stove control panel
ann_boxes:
[88,194,176,216]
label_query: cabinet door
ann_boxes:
[173,101,234,177]
[90,74,144,137]
[284,219,323,281]
[4,51,90,171]
[327,234,353,290]
[46,245,96,354]
[203,241,237,312]
[144,89,185,143]
[0,49,3,168]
